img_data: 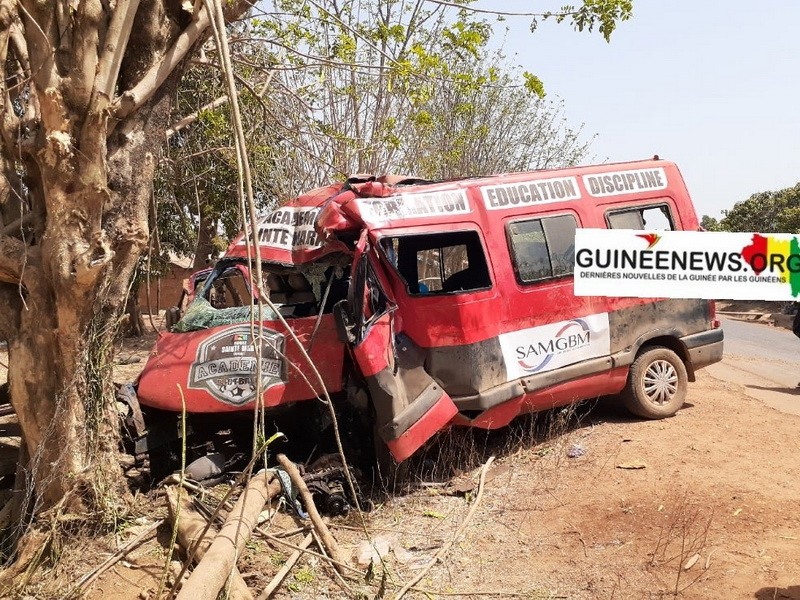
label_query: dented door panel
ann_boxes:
[346,238,458,461]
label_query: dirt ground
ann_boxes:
[2,318,800,599]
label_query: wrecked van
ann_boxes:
[136,158,723,465]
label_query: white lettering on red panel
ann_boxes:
[582,168,668,197]
[357,190,471,222]
[481,177,581,210]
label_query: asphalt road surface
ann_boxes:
[706,316,800,415]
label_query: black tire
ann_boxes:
[621,346,688,419]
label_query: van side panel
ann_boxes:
[370,160,720,427]
[607,299,711,357]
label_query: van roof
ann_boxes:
[225,158,684,266]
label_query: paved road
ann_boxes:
[720,316,800,365]
[705,316,800,414]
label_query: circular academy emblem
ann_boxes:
[188,325,286,406]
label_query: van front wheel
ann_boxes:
[622,346,688,419]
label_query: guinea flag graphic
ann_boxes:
[741,234,800,297]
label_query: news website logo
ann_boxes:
[575,229,800,300]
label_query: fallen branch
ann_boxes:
[257,528,358,574]
[72,520,163,592]
[276,454,347,575]
[310,528,356,597]
[167,432,287,599]
[176,471,281,600]
[165,486,253,600]
[394,456,496,600]
[256,533,313,600]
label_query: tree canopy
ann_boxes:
[152,0,623,266]
[706,183,800,233]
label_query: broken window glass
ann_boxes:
[171,258,350,332]
[606,203,675,230]
[381,230,491,295]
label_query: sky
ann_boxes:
[475,0,800,219]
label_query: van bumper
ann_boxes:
[681,328,724,371]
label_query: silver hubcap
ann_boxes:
[643,359,678,405]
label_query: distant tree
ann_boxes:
[398,53,594,179]
[719,183,800,233]
[700,215,721,231]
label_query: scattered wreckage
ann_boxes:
[127,158,724,495]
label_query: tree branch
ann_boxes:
[423,0,575,17]
[94,0,141,100]
[112,7,209,119]
[17,1,60,95]
[112,1,257,120]
[67,0,103,112]
[166,94,229,139]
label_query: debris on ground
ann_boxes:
[616,461,647,469]
[446,463,510,495]
[567,443,587,458]
[355,534,419,567]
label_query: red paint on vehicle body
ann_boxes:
[385,392,459,461]
[137,315,346,412]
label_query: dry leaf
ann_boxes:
[683,553,700,570]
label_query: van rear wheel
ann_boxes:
[622,346,687,419]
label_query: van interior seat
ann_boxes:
[442,268,490,292]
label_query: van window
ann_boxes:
[382,230,491,294]
[507,214,577,284]
[607,203,675,230]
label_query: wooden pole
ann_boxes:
[276,454,347,575]
[164,486,253,600]
[176,471,281,600]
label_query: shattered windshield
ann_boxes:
[172,257,351,332]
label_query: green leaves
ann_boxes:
[523,71,546,98]
[537,0,633,42]
[719,183,800,234]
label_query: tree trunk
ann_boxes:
[192,209,216,271]
[4,104,165,515]
[124,282,146,338]
[0,0,253,570]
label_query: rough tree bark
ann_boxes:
[192,208,217,270]
[0,0,251,534]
